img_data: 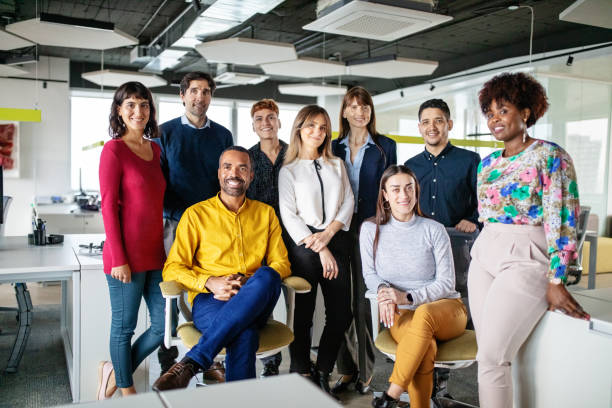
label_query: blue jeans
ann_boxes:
[106,270,165,388]
[186,266,281,381]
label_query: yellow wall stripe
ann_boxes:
[0,108,42,122]
[331,132,504,149]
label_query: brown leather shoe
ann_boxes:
[203,361,225,383]
[153,358,200,391]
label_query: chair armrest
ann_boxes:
[282,276,311,293]
[159,280,185,299]
[281,276,311,331]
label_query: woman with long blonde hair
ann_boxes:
[278,105,354,398]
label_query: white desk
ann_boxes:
[0,234,151,403]
[159,374,341,408]
[74,234,150,402]
[0,236,81,400]
[513,287,612,407]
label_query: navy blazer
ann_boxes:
[332,135,397,225]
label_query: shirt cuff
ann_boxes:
[548,250,577,281]
[196,275,211,293]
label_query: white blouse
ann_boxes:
[279,157,354,245]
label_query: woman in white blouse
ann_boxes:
[279,105,354,397]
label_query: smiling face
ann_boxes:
[218,150,253,197]
[418,107,452,148]
[343,97,372,130]
[383,173,417,220]
[181,79,212,119]
[117,96,150,134]
[486,99,530,143]
[252,108,281,141]
[299,113,328,152]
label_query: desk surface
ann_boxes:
[159,374,341,408]
[0,236,79,277]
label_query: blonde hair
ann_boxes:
[284,105,335,165]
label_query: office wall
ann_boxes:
[1,57,70,236]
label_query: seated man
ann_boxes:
[153,146,291,391]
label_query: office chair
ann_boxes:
[159,275,311,384]
[0,196,34,374]
[366,228,479,408]
[566,206,590,286]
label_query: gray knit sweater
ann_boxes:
[360,215,460,310]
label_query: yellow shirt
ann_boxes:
[163,194,291,304]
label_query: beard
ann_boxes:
[221,177,247,197]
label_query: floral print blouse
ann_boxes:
[477,139,580,280]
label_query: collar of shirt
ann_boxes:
[339,132,375,149]
[213,192,249,216]
[253,140,288,166]
[181,114,211,130]
[423,141,454,161]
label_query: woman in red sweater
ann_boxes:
[97,82,166,398]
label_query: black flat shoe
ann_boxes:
[316,370,340,401]
[331,373,358,394]
[355,378,372,395]
[372,391,399,408]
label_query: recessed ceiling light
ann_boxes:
[262,57,346,78]
[303,1,453,42]
[6,13,137,50]
[196,38,297,66]
[347,55,438,78]
[278,83,347,97]
[81,69,167,88]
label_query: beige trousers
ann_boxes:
[468,223,550,408]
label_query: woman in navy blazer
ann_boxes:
[331,86,396,394]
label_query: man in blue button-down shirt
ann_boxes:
[405,99,480,233]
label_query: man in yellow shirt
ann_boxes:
[153,146,291,390]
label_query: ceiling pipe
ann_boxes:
[137,0,169,39]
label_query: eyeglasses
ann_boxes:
[347,104,371,114]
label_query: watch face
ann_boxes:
[551,278,562,285]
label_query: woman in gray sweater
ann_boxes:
[360,165,467,408]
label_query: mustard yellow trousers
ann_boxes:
[389,298,467,408]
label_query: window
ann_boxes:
[70,94,113,191]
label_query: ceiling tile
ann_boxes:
[261,57,346,78]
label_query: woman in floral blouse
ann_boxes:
[468,72,589,408]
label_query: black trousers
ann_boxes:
[336,218,376,382]
[288,229,352,374]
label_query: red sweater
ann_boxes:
[99,139,166,274]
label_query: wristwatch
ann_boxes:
[406,292,413,304]
[550,277,564,285]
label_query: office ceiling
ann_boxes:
[2,0,612,99]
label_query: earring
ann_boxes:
[383,201,391,210]
[119,118,126,128]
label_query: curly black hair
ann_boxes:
[478,72,549,127]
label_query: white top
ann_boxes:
[279,157,354,245]
[360,215,460,309]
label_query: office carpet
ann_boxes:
[0,305,479,407]
[0,304,72,408]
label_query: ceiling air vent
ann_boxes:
[303,0,452,42]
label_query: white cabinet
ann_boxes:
[37,204,104,234]
[72,235,150,401]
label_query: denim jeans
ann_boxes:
[186,266,281,381]
[106,270,165,388]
